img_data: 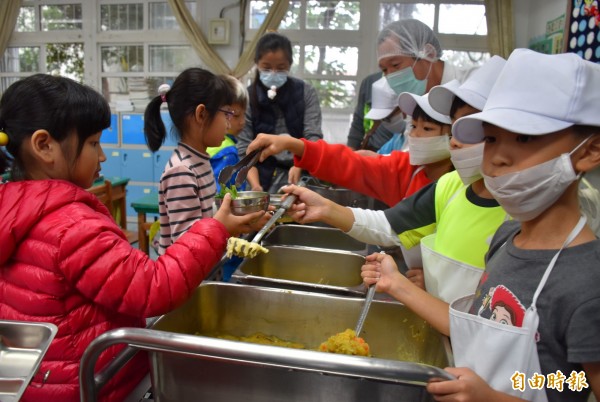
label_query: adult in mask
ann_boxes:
[236,32,323,193]
[348,19,471,152]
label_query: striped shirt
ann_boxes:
[158,142,216,255]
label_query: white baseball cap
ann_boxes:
[398,92,451,125]
[365,76,399,120]
[429,55,506,116]
[453,48,600,143]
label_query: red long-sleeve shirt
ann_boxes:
[294,139,431,206]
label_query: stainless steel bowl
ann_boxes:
[215,191,269,216]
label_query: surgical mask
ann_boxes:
[482,137,591,222]
[259,70,288,89]
[381,113,406,134]
[408,134,450,165]
[385,61,430,96]
[450,143,484,185]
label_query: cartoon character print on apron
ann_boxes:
[449,216,587,402]
[421,185,508,303]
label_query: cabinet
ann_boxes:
[99,111,176,222]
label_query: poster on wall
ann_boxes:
[564,0,600,62]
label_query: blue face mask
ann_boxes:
[385,64,428,96]
[259,70,288,89]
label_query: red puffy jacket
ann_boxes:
[0,180,228,401]
[294,139,432,207]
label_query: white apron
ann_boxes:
[421,234,483,303]
[449,216,586,402]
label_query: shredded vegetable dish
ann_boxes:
[319,329,371,357]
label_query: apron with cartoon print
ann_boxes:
[449,216,586,402]
[421,185,506,303]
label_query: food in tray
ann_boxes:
[319,329,371,357]
[226,237,268,258]
[216,332,306,349]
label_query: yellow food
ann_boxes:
[226,237,268,258]
[215,332,306,349]
[319,329,371,357]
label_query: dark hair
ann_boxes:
[144,68,234,152]
[0,74,110,179]
[413,104,448,126]
[254,32,293,65]
[449,96,468,121]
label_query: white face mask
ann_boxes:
[381,113,406,133]
[450,143,484,185]
[408,134,450,165]
[482,137,591,221]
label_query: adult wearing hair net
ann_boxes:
[377,19,470,95]
[348,19,470,151]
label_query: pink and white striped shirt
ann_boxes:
[157,142,216,255]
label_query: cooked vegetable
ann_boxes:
[216,184,238,199]
[319,329,371,357]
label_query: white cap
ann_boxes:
[398,92,451,125]
[453,49,600,143]
[429,55,506,116]
[365,77,398,120]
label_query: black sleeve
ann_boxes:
[384,181,437,235]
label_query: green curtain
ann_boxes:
[484,0,515,58]
[0,0,22,57]
[167,0,289,76]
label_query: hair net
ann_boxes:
[376,19,442,63]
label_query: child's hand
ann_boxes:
[426,367,497,402]
[280,184,332,224]
[213,193,270,237]
[247,133,305,161]
[288,166,302,185]
[361,253,405,294]
[406,267,426,290]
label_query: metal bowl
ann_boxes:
[215,191,269,216]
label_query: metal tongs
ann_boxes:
[218,148,263,187]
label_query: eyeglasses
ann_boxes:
[219,108,235,121]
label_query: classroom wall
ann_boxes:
[513,0,569,49]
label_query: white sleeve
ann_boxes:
[346,208,401,247]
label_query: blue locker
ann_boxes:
[101,114,119,144]
[126,184,159,219]
[153,150,172,182]
[101,147,123,178]
[160,111,179,147]
[121,113,146,145]
[122,149,154,182]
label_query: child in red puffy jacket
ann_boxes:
[0,74,269,402]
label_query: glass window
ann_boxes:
[379,3,435,29]
[1,47,40,73]
[41,4,82,31]
[16,6,36,32]
[304,45,358,76]
[149,1,196,30]
[438,4,487,35]
[100,3,143,31]
[250,1,300,29]
[47,43,84,82]
[305,1,360,30]
[149,45,200,72]
[101,45,144,73]
[306,79,356,109]
[441,50,490,68]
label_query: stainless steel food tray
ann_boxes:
[0,320,58,402]
[232,245,367,296]
[261,224,370,254]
